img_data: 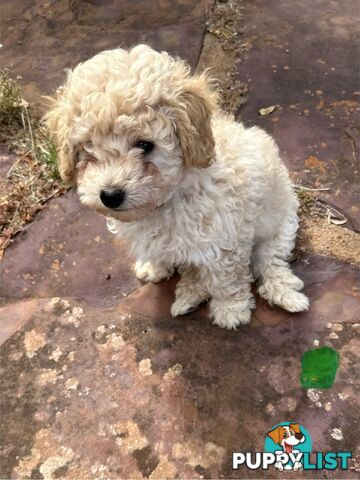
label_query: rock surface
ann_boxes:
[1,254,359,478]
[1,0,213,99]
[235,0,360,231]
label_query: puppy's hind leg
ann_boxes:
[171,266,209,316]
[253,213,309,312]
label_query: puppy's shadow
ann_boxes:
[121,273,294,329]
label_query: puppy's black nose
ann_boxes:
[295,433,304,440]
[100,189,125,209]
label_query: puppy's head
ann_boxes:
[45,45,217,222]
[267,424,305,453]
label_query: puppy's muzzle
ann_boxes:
[100,188,126,209]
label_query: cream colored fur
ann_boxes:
[45,44,309,329]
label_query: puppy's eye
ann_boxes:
[283,432,288,438]
[135,140,154,154]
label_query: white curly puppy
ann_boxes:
[46,44,309,329]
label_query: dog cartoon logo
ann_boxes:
[234,422,350,472]
[264,422,312,471]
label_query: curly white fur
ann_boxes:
[45,44,309,329]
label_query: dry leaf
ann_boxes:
[329,218,347,226]
[20,98,29,108]
[259,105,276,116]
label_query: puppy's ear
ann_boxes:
[267,426,283,445]
[289,423,301,434]
[165,75,217,168]
[43,96,76,184]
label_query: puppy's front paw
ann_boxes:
[209,297,254,330]
[134,260,173,283]
[171,300,197,316]
[171,285,208,317]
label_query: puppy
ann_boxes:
[45,44,309,329]
[267,424,305,471]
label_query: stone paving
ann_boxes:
[1,0,359,478]
[235,0,360,231]
[1,0,213,100]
